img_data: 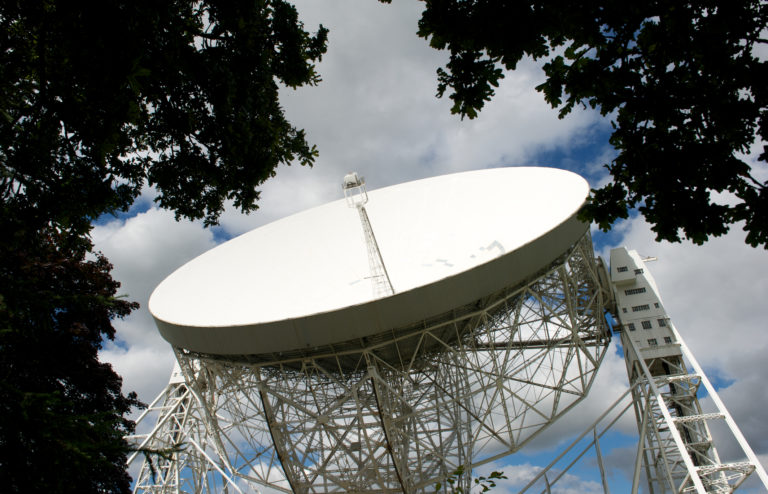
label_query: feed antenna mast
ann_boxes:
[342,172,394,298]
[610,248,768,493]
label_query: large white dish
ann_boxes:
[150,167,590,355]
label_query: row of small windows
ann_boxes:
[647,337,673,346]
[625,287,646,296]
[627,319,668,331]
[621,302,661,314]
[616,266,644,275]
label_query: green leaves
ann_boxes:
[0,217,142,492]
[0,1,330,490]
[434,465,508,493]
[437,52,504,119]
[1,0,329,232]
[415,0,768,248]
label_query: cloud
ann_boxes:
[93,207,217,401]
[474,461,605,493]
[216,0,608,238]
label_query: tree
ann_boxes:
[0,218,140,492]
[412,0,768,248]
[2,0,328,233]
[434,466,507,493]
[1,1,327,491]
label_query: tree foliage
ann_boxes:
[1,1,327,490]
[0,217,141,492]
[415,0,768,247]
[1,0,327,232]
[434,466,508,493]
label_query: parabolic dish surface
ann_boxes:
[150,167,590,355]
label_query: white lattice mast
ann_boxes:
[342,172,394,298]
[125,364,250,494]
[610,247,768,493]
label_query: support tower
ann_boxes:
[610,247,768,493]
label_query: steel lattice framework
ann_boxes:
[129,232,611,493]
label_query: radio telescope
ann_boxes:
[129,167,613,493]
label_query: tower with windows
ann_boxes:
[610,247,766,492]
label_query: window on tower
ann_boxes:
[641,320,652,329]
[625,287,647,295]
[648,338,658,346]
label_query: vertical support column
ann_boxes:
[625,335,708,492]
[368,362,413,494]
[257,383,304,494]
[668,321,768,488]
[593,428,610,494]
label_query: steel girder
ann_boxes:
[129,232,611,493]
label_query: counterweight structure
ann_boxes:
[610,248,768,493]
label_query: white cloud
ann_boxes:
[93,207,217,402]
[216,0,607,239]
[474,461,604,493]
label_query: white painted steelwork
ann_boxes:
[342,172,394,299]
[610,248,768,493]
[127,365,250,494]
[129,168,613,493]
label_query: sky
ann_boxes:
[91,1,768,492]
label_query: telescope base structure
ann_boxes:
[624,339,759,493]
[130,233,611,493]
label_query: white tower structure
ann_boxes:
[127,168,613,493]
[610,247,768,493]
[342,172,394,298]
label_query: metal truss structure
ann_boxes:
[504,319,768,494]
[128,232,612,493]
[622,325,767,493]
[342,172,394,299]
[610,248,768,494]
[126,368,254,493]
